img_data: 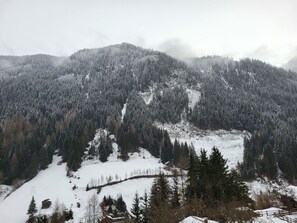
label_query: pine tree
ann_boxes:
[131,192,141,222]
[27,196,37,219]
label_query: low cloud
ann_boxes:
[158,39,196,59]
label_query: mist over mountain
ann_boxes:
[283,56,297,73]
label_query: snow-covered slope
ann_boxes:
[0,147,166,223]
[155,121,249,169]
[186,88,201,109]
[0,185,13,202]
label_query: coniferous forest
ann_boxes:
[0,43,297,186]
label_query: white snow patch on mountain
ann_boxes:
[139,86,154,105]
[186,89,201,109]
[121,102,127,122]
[155,121,250,169]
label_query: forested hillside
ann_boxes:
[188,57,297,183]
[0,44,297,185]
[0,43,194,184]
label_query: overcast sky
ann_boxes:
[0,0,296,66]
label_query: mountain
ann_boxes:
[283,56,297,73]
[1,43,297,222]
[1,43,297,184]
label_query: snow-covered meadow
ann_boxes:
[155,121,250,169]
[0,146,166,223]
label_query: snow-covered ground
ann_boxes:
[253,207,297,223]
[247,179,297,200]
[0,184,13,202]
[1,123,296,223]
[155,121,250,169]
[186,88,201,109]
[0,147,166,223]
[139,85,154,105]
[180,216,218,223]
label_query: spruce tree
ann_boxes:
[209,147,228,203]
[140,191,149,223]
[131,192,141,222]
[171,170,180,208]
[27,196,37,219]
[186,150,199,199]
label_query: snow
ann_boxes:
[139,86,154,105]
[0,156,75,223]
[57,73,75,81]
[247,179,297,200]
[155,121,249,169]
[0,147,166,223]
[137,55,159,63]
[0,184,13,202]
[121,102,127,122]
[180,216,218,223]
[253,207,289,223]
[73,148,165,188]
[97,178,154,212]
[186,89,201,109]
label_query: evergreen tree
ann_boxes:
[150,173,171,206]
[186,150,199,199]
[28,152,39,179]
[116,195,126,213]
[197,149,210,201]
[208,147,228,204]
[27,196,37,219]
[171,170,180,208]
[131,192,141,222]
[140,191,149,223]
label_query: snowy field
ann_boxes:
[1,123,297,223]
[155,121,250,169]
[0,147,166,223]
